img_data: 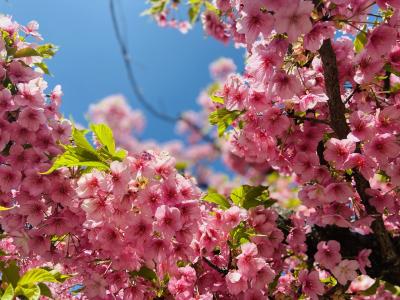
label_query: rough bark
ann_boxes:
[318,39,400,285]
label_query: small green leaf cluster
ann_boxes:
[203,185,276,210]
[0,261,72,300]
[43,123,127,175]
[209,108,242,137]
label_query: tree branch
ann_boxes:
[109,0,217,146]
[318,39,400,285]
[202,256,228,276]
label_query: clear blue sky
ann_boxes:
[1,0,244,142]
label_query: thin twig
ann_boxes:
[202,256,228,276]
[109,0,217,145]
[344,86,359,105]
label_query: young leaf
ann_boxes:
[1,284,14,300]
[188,4,201,24]
[15,284,40,300]
[2,261,20,287]
[354,26,367,53]
[72,128,97,155]
[90,123,116,154]
[230,185,272,209]
[13,47,41,58]
[130,266,157,281]
[38,283,53,299]
[210,95,224,104]
[35,44,58,58]
[18,268,58,285]
[203,192,231,209]
[209,108,242,137]
[34,62,51,75]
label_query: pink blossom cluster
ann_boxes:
[0,15,74,261]
[143,0,400,297]
[2,0,400,297]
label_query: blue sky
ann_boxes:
[1,0,244,142]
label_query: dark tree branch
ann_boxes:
[202,256,228,276]
[318,39,400,285]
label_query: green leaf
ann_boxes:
[209,108,242,137]
[204,1,220,14]
[18,268,58,285]
[320,276,337,287]
[203,192,231,209]
[15,284,40,300]
[188,4,201,24]
[175,161,188,172]
[230,185,272,209]
[90,123,116,154]
[1,284,14,300]
[35,44,58,59]
[230,223,254,248]
[2,261,20,287]
[112,149,127,161]
[48,270,72,283]
[13,47,41,58]
[34,62,51,75]
[210,95,224,104]
[130,266,157,281]
[38,283,53,299]
[72,128,97,155]
[354,26,367,53]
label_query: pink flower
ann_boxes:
[324,138,355,169]
[354,51,384,84]
[202,11,229,44]
[0,165,22,192]
[237,243,266,277]
[246,44,283,90]
[274,0,313,42]
[377,0,400,8]
[23,20,42,40]
[357,249,372,274]
[292,152,319,182]
[261,107,290,137]
[366,25,397,58]
[8,61,39,83]
[349,111,374,142]
[304,22,335,52]
[209,57,236,82]
[17,107,46,131]
[223,206,247,230]
[269,70,301,99]
[225,271,248,295]
[237,0,274,47]
[110,161,130,197]
[348,275,376,293]
[298,270,324,299]
[250,264,275,290]
[314,240,342,270]
[325,183,354,203]
[343,153,376,179]
[364,133,400,162]
[155,205,183,238]
[129,215,153,240]
[332,259,359,285]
